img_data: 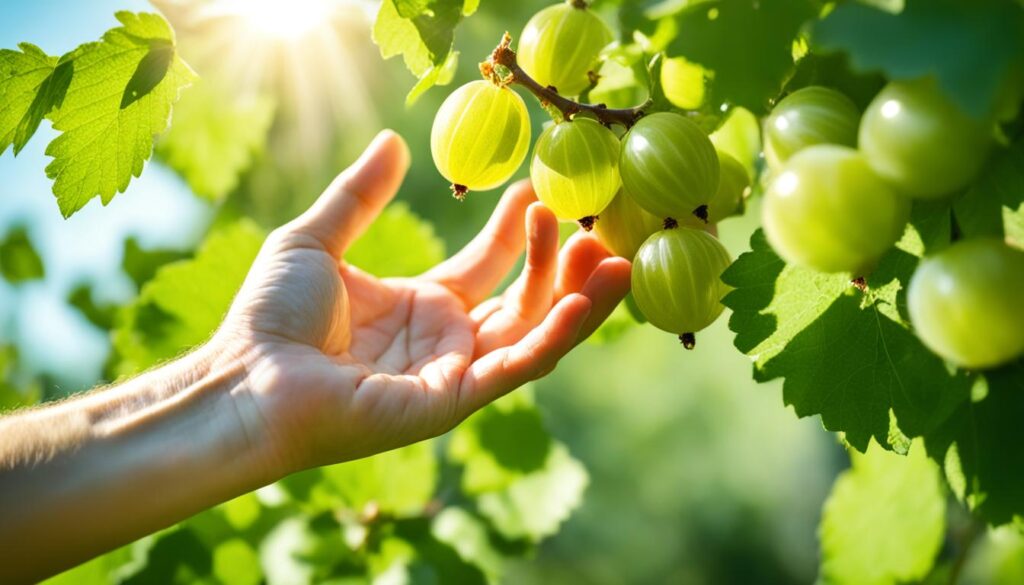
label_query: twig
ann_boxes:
[483,33,651,128]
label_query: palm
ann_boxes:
[345,275,470,376]
[225,134,630,471]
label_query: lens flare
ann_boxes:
[220,0,335,40]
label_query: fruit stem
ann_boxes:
[569,0,589,8]
[578,215,597,231]
[487,32,651,128]
[663,217,678,230]
[679,333,696,349]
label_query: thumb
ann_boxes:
[293,130,411,257]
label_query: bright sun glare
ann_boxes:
[223,0,335,40]
[188,0,381,164]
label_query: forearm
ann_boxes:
[0,341,277,583]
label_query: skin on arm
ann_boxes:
[0,130,631,583]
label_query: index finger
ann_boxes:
[422,180,537,307]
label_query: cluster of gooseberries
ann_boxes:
[430,0,1024,363]
[761,82,1024,369]
[431,1,745,348]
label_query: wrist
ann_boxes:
[89,336,287,492]
[0,336,287,581]
[172,336,292,488]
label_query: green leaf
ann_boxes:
[476,442,588,542]
[312,441,438,516]
[449,391,552,494]
[709,106,762,178]
[722,222,974,452]
[0,43,57,156]
[345,202,446,277]
[431,508,505,580]
[406,50,459,106]
[812,0,1024,117]
[370,518,488,585]
[120,41,174,109]
[45,12,196,217]
[43,546,134,585]
[119,528,212,584]
[0,43,74,157]
[448,391,586,542]
[15,59,73,154]
[111,220,264,376]
[212,539,261,585]
[954,139,1024,248]
[395,0,432,19]
[373,0,470,102]
[0,225,45,283]
[667,0,817,113]
[220,493,261,532]
[721,229,851,364]
[819,440,945,585]
[375,0,432,75]
[782,51,887,112]
[121,237,190,289]
[855,0,905,13]
[68,284,117,330]
[259,517,320,584]
[925,361,1024,526]
[156,80,275,201]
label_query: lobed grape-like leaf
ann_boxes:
[450,390,588,542]
[0,43,59,156]
[368,518,488,584]
[475,443,588,542]
[280,441,438,516]
[45,12,196,217]
[819,440,945,585]
[667,0,818,114]
[432,508,505,581]
[813,0,1024,117]
[111,220,265,377]
[449,390,552,494]
[925,361,1024,526]
[373,0,477,104]
[954,139,1024,249]
[722,217,974,452]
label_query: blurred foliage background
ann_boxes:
[2,0,1023,583]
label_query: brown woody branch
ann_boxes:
[483,32,651,128]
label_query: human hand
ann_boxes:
[217,130,631,476]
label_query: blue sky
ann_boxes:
[0,1,211,389]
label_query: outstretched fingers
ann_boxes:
[457,255,632,416]
[508,203,560,320]
[574,257,632,342]
[423,180,537,307]
[457,294,592,416]
[472,203,559,355]
[555,231,612,299]
[291,130,410,257]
